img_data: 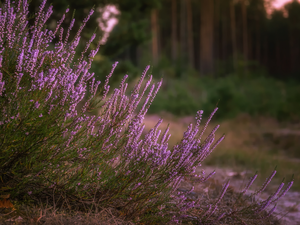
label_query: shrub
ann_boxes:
[150,75,300,122]
[0,0,294,224]
[148,79,199,116]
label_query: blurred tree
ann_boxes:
[25,0,106,47]
[22,0,161,63]
[98,0,162,63]
[3,0,300,80]
[200,0,214,75]
[186,0,194,68]
[214,0,221,66]
[220,0,230,63]
[248,0,267,62]
[241,0,248,74]
[230,0,238,72]
[285,0,300,76]
[151,8,159,65]
[267,9,289,77]
[171,0,178,65]
[180,0,187,66]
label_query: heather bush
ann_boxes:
[0,1,294,224]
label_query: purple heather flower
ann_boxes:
[35,101,40,109]
[255,197,272,214]
[216,212,226,221]
[261,204,277,219]
[255,170,277,195]
[215,180,230,205]
[199,107,218,140]
[201,170,216,182]
[132,182,142,190]
[271,181,294,204]
[241,173,258,194]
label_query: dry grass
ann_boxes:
[0,201,135,225]
[0,180,283,225]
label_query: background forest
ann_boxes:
[24,0,300,121]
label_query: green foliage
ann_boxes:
[148,79,199,116]
[90,55,140,85]
[148,74,300,122]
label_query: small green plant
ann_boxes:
[0,0,294,224]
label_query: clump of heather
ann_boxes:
[0,0,293,224]
[176,169,294,224]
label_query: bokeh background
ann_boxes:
[18,0,300,190]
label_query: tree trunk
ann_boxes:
[151,9,159,65]
[255,16,261,63]
[241,0,248,73]
[263,36,268,69]
[276,40,280,72]
[230,0,237,72]
[200,0,214,75]
[215,0,220,69]
[136,45,142,68]
[221,1,229,61]
[180,0,187,64]
[290,31,298,74]
[186,0,194,68]
[248,32,252,61]
[171,0,178,65]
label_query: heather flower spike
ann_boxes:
[255,166,277,195]
[241,172,258,194]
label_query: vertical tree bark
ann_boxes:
[290,31,299,74]
[215,0,220,68]
[180,0,187,63]
[248,32,252,60]
[276,41,280,71]
[186,0,194,68]
[230,0,237,72]
[221,1,229,61]
[136,45,142,68]
[200,0,214,75]
[255,15,261,63]
[171,0,178,65]
[151,9,159,65]
[241,0,248,73]
[263,36,268,68]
